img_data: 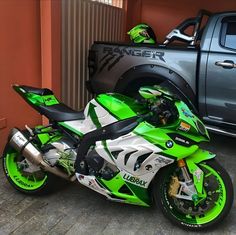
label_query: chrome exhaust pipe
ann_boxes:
[9,128,74,181]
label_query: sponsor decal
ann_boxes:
[13,176,33,188]
[123,173,147,187]
[175,136,190,145]
[181,108,194,118]
[193,168,203,182]
[178,122,191,132]
[154,156,173,166]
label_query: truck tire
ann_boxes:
[114,65,197,113]
[119,78,198,114]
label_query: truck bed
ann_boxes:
[88,41,199,95]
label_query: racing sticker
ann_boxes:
[181,108,194,118]
[178,122,191,132]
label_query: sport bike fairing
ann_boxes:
[60,97,172,184]
[58,94,203,200]
[4,84,233,230]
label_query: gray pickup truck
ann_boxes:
[87,10,236,137]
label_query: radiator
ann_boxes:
[61,0,125,110]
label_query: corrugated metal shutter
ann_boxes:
[61,0,125,110]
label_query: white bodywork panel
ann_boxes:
[62,99,117,134]
[95,132,174,188]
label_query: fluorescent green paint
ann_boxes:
[186,148,215,163]
[96,93,147,120]
[186,159,205,196]
[99,173,149,207]
[42,95,59,106]
[88,103,102,128]
[5,151,47,190]
[35,126,62,145]
[195,163,226,224]
[134,122,201,159]
[175,101,209,139]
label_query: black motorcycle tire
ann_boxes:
[153,159,233,231]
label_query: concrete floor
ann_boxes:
[0,133,235,235]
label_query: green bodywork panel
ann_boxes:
[186,148,216,163]
[96,93,147,120]
[185,149,215,201]
[35,126,62,145]
[185,149,215,196]
[98,173,150,206]
[24,93,59,106]
[186,160,204,190]
[134,121,207,160]
[175,100,209,138]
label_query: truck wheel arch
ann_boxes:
[114,64,197,113]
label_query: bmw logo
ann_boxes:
[166,140,174,148]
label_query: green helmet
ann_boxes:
[127,23,156,44]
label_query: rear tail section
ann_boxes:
[13,84,59,109]
[12,85,83,122]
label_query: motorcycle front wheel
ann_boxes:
[153,159,233,231]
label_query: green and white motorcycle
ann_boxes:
[2,84,233,230]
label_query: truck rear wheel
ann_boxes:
[120,80,197,114]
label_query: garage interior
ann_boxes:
[0,0,236,234]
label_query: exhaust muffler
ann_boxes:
[9,128,74,181]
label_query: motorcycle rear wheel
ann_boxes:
[154,159,233,231]
[2,146,56,195]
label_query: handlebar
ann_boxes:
[137,95,179,125]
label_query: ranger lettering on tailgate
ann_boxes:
[99,46,165,72]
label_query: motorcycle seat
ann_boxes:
[38,104,85,122]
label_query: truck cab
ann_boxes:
[198,13,236,134]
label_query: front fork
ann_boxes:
[176,159,206,205]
